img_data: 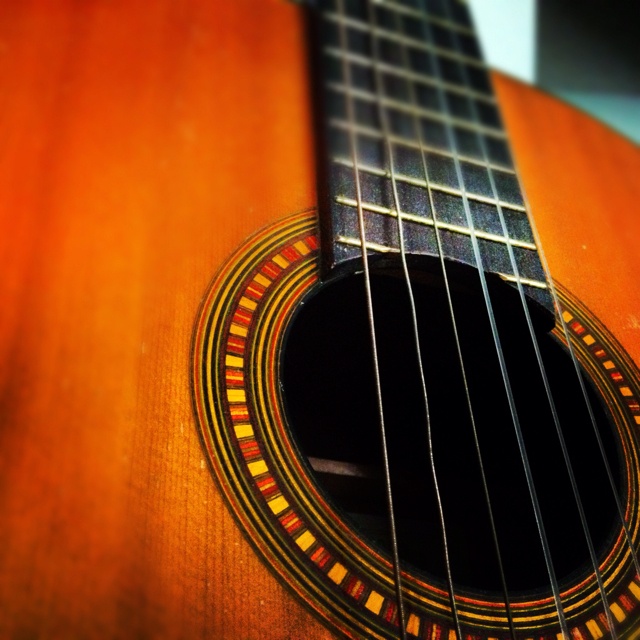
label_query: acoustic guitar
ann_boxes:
[1,1,639,638]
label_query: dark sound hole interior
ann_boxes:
[282,262,623,594]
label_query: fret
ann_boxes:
[316,0,550,311]
[325,81,507,140]
[370,0,475,35]
[330,157,527,212]
[322,45,494,101]
[333,218,547,288]
[329,140,523,207]
[329,117,515,172]
[323,11,485,69]
[499,275,547,290]
[334,195,537,250]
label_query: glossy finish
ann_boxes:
[0,1,638,638]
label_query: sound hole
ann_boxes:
[282,263,622,594]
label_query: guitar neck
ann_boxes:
[313,0,553,312]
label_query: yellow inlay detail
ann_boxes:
[562,311,573,323]
[229,323,248,337]
[294,240,311,255]
[586,619,603,639]
[225,354,244,368]
[247,460,268,477]
[239,296,257,311]
[557,633,567,640]
[621,386,633,397]
[365,590,384,615]
[406,614,420,635]
[226,389,246,403]
[272,254,289,268]
[583,334,596,345]
[234,424,254,439]
[254,273,271,287]
[635,416,640,425]
[449,630,457,640]
[630,581,640,601]
[295,530,316,552]
[268,495,289,515]
[604,360,615,369]
[611,602,626,622]
[328,563,347,585]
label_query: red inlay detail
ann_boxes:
[310,546,332,570]
[256,476,276,492]
[570,628,586,640]
[383,601,397,624]
[227,335,246,355]
[620,593,636,612]
[261,261,281,279]
[225,369,244,385]
[628,400,640,412]
[594,348,607,358]
[281,245,301,263]
[257,480,279,499]
[246,282,266,300]
[571,321,585,335]
[232,307,252,327]
[611,371,624,382]
[429,623,442,640]
[305,234,319,250]
[344,577,365,601]
[229,406,250,422]
[280,511,304,535]
[239,440,260,460]
[598,612,611,630]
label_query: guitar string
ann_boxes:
[545,266,640,579]
[387,3,520,636]
[439,4,619,636]
[414,1,571,636]
[361,1,525,637]
[522,140,640,582]
[362,2,464,638]
[334,1,409,635]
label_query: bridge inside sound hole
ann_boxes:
[282,258,623,594]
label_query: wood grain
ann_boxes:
[0,1,638,638]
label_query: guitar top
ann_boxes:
[0,1,639,638]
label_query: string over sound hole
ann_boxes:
[283,263,622,594]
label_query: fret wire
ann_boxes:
[334,195,537,249]
[331,157,527,212]
[323,11,486,69]
[329,117,515,173]
[326,81,505,138]
[336,237,549,290]
[323,47,495,104]
[376,0,475,36]
[333,0,409,636]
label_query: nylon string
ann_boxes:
[335,0,409,636]
[415,0,571,635]
[439,8,619,636]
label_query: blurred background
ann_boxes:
[468,0,640,144]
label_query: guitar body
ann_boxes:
[0,1,638,638]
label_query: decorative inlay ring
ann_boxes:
[192,211,640,639]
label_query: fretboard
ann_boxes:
[314,0,552,311]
